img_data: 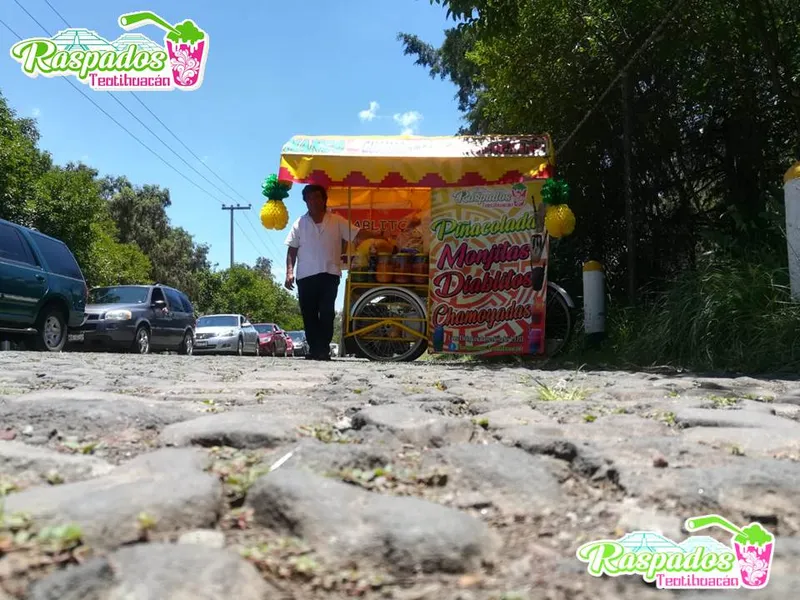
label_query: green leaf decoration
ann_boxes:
[261,174,292,200]
[734,523,774,548]
[541,179,569,206]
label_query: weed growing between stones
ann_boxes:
[743,393,774,403]
[0,499,90,598]
[136,512,158,541]
[206,447,271,506]
[0,479,18,497]
[708,395,739,409]
[44,471,63,486]
[59,438,102,455]
[658,411,677,426]
[202,399,224,413]
[730,444,745,456]
[334,464,448,496]
[533,379,589,402]
[254,389,272,404]
[236,531,395,596]
[472,417,490,429]
[297,423,354,444]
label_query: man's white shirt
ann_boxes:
[285,211,359,280]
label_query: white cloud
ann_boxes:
[358,101,380,121]
[31,108,40,117]
[393,111,423,135]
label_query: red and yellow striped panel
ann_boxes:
[278,134,555,188]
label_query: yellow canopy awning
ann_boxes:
[278,134,554,189]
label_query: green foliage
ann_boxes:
[195,265,303,329]
[400,0,800,372]
[593,255,800,373]
[400,0,800,298]
[261,174,291,201]
[0,90,52,224]
[0,89,301,328]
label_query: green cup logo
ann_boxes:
[9,10,208,91]
[576,514,774,590]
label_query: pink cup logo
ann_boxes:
[119,11,208,91]
[685,514,775,589]
[511,183,527,206]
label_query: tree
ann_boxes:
[0,91,52,224]
[194,264,303,329]
[102,176,211,296]
[399,0,799,298]
[0,88,302,327]
[254,256,273,279]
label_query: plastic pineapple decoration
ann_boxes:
[260,174,291,230]
[541,179,576,238]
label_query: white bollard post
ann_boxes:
[583,260,606,345]
[784,161,800,301]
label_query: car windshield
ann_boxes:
[88,286,149,304]
[254,324,276,334]
[197,315,238,328]
[288,331,305,341]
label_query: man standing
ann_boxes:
[284,184,384,360]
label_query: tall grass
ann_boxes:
[602,257,800,373]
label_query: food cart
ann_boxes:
[272,134,576,362]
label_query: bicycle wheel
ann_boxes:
[545,282,573,356]
[351,286,428,362]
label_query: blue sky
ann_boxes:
[0,0,462,312]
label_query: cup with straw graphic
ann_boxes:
[118,11,209,90]
[685,514,775,589]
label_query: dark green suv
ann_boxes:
[0,218,87,351]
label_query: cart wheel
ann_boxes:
[545,282,573,357]
[350,286,428,362]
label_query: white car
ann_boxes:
[193,313,259,355]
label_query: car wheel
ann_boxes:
[179,331,193,355]
[132,326,150,354]
[237,337,244,356]
[35,306,67,352]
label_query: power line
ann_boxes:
[41,0,68,28]
[7,1,278,268]
[7,1,222,206]
[555,0,689,156]
[0,17,22,39]
[40,0,284,264]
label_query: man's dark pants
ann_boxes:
[296,272,340,358]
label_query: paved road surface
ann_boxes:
[1,351,799,599]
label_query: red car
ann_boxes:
[283,332,294,357]
[253,323,288,356]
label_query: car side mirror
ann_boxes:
[152,299,166,308]
[243,322,251,327]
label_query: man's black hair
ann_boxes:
[302,184,328,202]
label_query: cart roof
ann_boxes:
[278,134,554,189]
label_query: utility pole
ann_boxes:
[221,204,251,269]
[622,71,636,304]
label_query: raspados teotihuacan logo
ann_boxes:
[9,10,208,91]
[576,513,775,590]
